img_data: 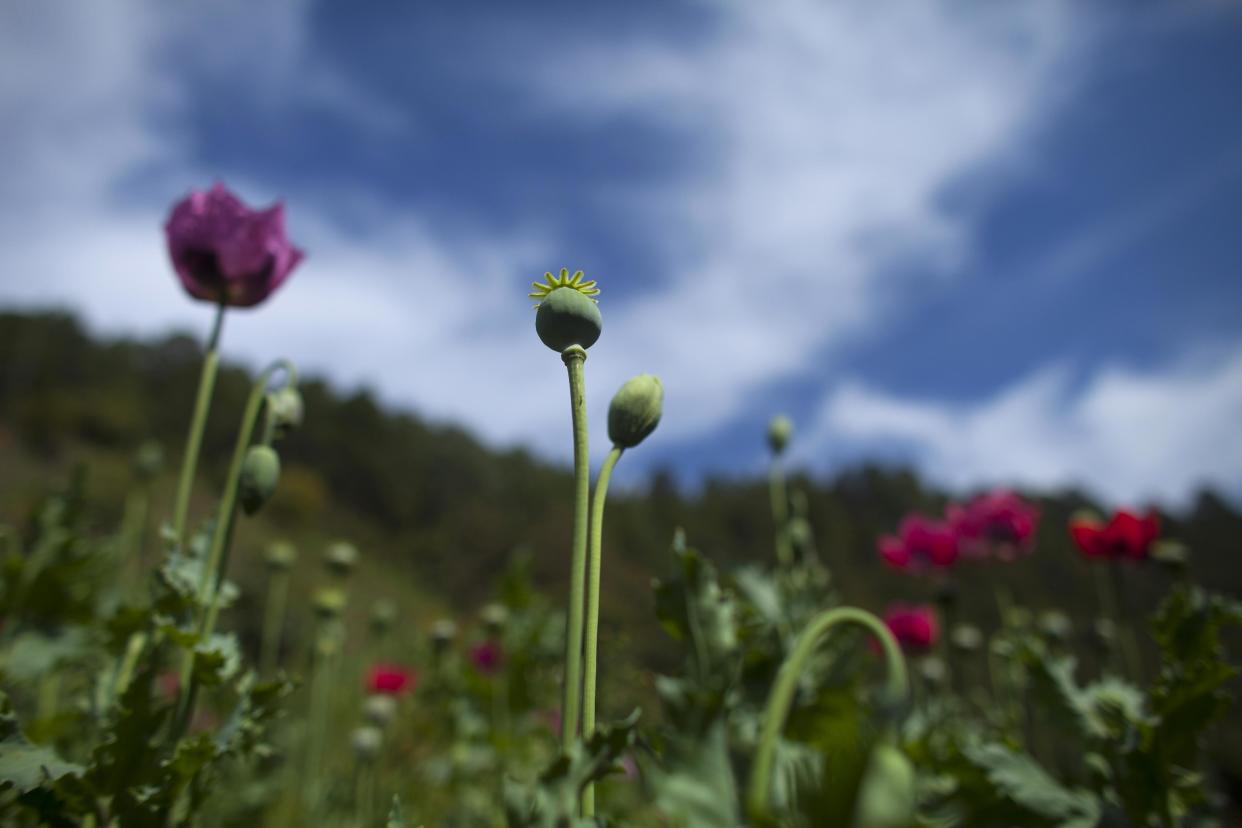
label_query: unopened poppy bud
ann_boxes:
[363,694,397,728]
[1039,610,1071,643]
[767,416,792,455]
[370,600,397,636]
[431,618,457,652]
[313,587,347,621]
[535,286,602,352]
[239,446,281,515]
[265,540,297,571]
[951,624,982,653]
[1150,540,1189,573]
[351,725,383,763]
[480,603,508,636]
[852,742,916,828]
[1091,618,1115,651]
[266,387,304,437]
[608,374,663,449]
[133,441,164,481]
[919,656,947,687]
[325,541,359,577]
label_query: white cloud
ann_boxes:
[806,347,1242,507]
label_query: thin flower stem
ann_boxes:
[1108,564,1142,681]
[171,303,226,546]
[746,607,909,823]
[560,346,590,760]
[172,359,295,737]
[582,444,623,818]
[769,456,792,566]
[260,569,290,677]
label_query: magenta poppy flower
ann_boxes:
[947,490,1039,561]
[366,664,417,695]
[469,640,505,676]
[164,182,304,308]
[1070,509,1159,562]
[882,604,939,652]
[877,514,959,572]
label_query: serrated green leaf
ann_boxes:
[962,742,1100,825]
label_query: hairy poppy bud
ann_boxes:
[608,374,663,449]
[313,587,347,621]
[351,725,383,763]
[852,742,916,828]
[239,445,281,515]
[133,440,164,481]
[325,541,359,577]
[266,387,304,437]
[535,286,602,352]
[480,603,508,636]
[265,540,297,571]
[767,415,792,455]
[363,694,397,728]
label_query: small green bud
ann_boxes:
[767,415,792,455]
[133,440,164,481]
[265,540,297,571]
[852,742,916,828]
[951,624,983,653]
[431,618,458,651]
[266,387,304,437]
[313,587,347,621]
[535,286,602,352]
[325,541,359,577]
[1150,539,1189,573]
[363,694,398,728]
[608,374,663,449]
[370,600,397,636]
[480,603,508,635]
[239,445,281,515]
[1038,610,1072,643]
[351,725,383,763]
[919,656,947,687]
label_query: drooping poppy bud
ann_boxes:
[767,415,792,455]
[238,445,280,515]
[852,742,916,828]
[266,387,304,437]
[608,374,664,449]
[325,541,360,577]
[165,183,304,308]
[264,540,297,571]
[530,269,603,352]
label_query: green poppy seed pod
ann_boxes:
[919,656,947,687]
[951,624,983,653]
[608,374,663,449]
[265,540,297,572]
[480,603,508,636]
[133,440,164,481]
[1039,610,1072,643]
[363,694,397,728]
[351,725,383,764]
[325,541,360,577]
[1151,540,1189,573]
[313,587,347,621]
[266,387,304,437]
[535,287,602,352]
[767,415,793,455]
[431,618,458,652]
[852,742,916,828]
[370,599,397,636]
[238,445,281,515]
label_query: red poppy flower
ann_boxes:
[469,640,505,676]
[1069,509,1159,561]
[366,664,417,695]
[877,514,959,572]
[882,604,939,652]
[948,490,1039,561]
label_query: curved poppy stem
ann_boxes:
[171,302,225,547]
[171,359,296,738]
[582,444,623,817]
[560,345,590,763]
[745,607,909,823]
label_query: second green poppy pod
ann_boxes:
[608,374,663,449]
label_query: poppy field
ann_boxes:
[0,185,1239,827]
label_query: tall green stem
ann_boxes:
[172,359,295,736]
[582,444,623,817]
[171,303,225,547]
[769,456,792,566]
[746,607,909,823]
[560,346,590,757]
[260,569,291,677]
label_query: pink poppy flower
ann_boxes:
[947,490,1039,561]
[882,604,939,653]
[469,640,505,676]
[366,664,417,695]
[877,514,959,572]
[1070,509,1159,562]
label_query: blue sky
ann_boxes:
[1,1,1240,507]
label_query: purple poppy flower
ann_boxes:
[164,182,304,308]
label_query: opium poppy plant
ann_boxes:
[366,664,417,695]
[882,604,939,653]
[878,514,959,572]
[948,489,1039,561]
[1070,508,1160,562]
